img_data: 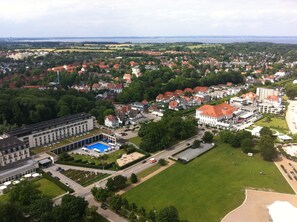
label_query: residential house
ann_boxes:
[104,115,119,128]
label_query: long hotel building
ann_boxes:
[4,113,96,148]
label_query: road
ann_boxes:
[47,133,202,222]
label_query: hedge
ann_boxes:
[55,160,115,170]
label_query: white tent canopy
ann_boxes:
[32,173,40,178]
[13,180,20,185]
[268,201,297,222]
[0,185,7,190]
[3,181,11,186]
[23,173,32,178]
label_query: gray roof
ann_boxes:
[0,137,24,152]
[7,113,92,138]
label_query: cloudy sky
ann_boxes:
[1,0,297,37]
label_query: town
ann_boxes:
[1,39,297,222]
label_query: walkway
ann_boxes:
[286,100,297,134]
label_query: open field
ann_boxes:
[123,141,293,222]
[254,116,289,134]
[128,136,142,147]
[61,169,109,187]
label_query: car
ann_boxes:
[186,143,191,146]
[142,160,147,163]
[65,182,70,187]
[47,172,52,176]
[54,176,60,181]
[56,167,61,171]
[101,204,108,210]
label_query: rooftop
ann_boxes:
[7,113,92,137]
[0,137,25,152]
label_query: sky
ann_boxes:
[1,0,297,37]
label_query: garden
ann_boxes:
[61,169,109,187]
[123,140,293,222]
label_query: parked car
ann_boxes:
[65,182,70,187]
[54,176,60,181]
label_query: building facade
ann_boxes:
[0,137,30,167]
[4,113,96,148]
[256,87,279,100]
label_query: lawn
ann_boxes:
[254,116,289,134]
[123,141,293,222]
[0,193,9,203]
[61,169,109,187]
[35,178,66,198]
[128,136,142,147]
[71,149,126,165]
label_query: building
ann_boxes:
[4,113,96,148]
[196,103,237,127]
[0,137,38,183]
[104,115,119,128]
[256,87,279,100]
[0,137,30,167]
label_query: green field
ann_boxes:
[128,136,142,147]
[35,178,66,198]
[123,141,293,222]
[254,116,289,134]
[137,164,162,179]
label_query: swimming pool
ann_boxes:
[86,142,110,152]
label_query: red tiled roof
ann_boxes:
[196,103,237,118]
[169,100,179,108]
[193,86,208,93]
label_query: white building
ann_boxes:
[256,87,279,100]
[4,113,96,148]
[104,115,119,128]
[196,103,237,127]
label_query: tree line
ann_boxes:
[0,88,114,133]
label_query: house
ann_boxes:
[104,115,119,128]
[168,101,180,111]
[193,86,209,94]
[196,103,237,127]
[127,110,145,124]
[123,74,132,83]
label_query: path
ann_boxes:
[286,100,297,134]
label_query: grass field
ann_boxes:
[62,169,109,187]
[35,178,66,198]
[123,141,293,222]
[0,193,9,203]
[128,136,142,147]
[254,116,289,134]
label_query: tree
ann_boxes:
[258,135,277,161]
[106,175,127,192]
[260,126,273,137]
[156,206,180,222]
[0,202,24,222]
[219,130,233,143]
[202,131,213,143]
[241,138,254,153]
[158,158,167,166]
[192,140,200,148]
[91,187,112,202]
[9,180,41,206]
[29,196,53,222]
[130,173,138,183]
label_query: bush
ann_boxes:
[74,159,82,163]
[192,140,200,149]
[130,173,138,183]
[158,158,167,166]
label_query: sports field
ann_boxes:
[123,141,293,222]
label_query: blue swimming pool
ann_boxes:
[86,142,110,152]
